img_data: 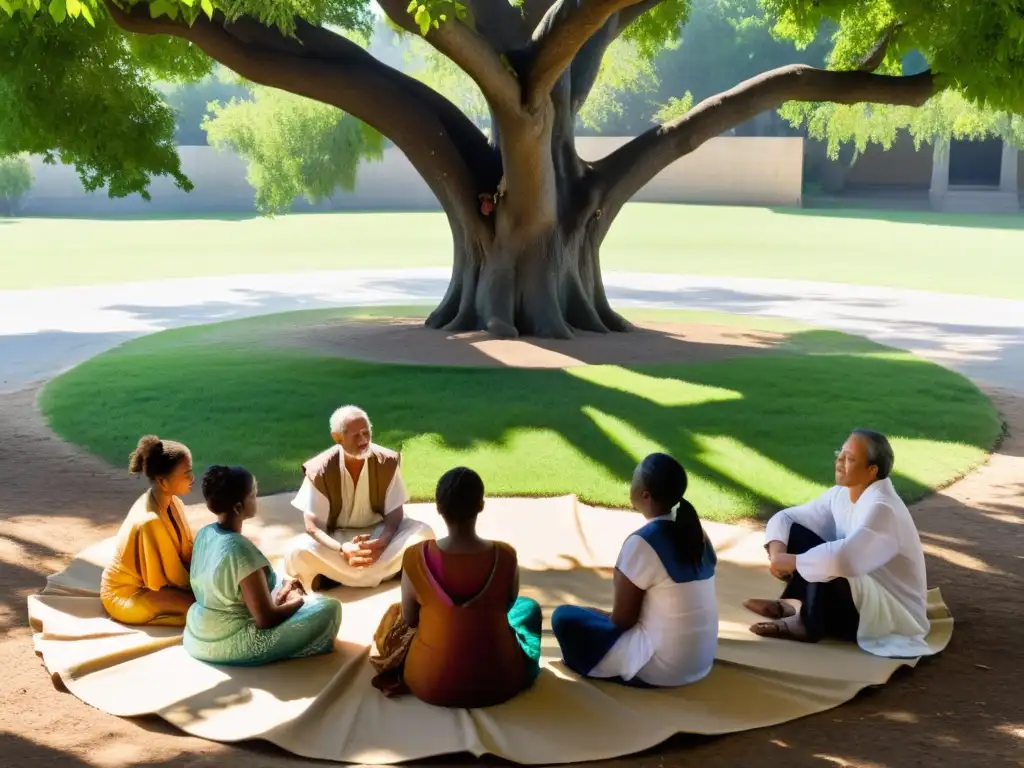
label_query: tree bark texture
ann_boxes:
[105,0,943,339]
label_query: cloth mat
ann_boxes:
[28,494,953,765]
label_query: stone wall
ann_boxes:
[20,137,804,216]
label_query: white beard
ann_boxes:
[343,445,372,461]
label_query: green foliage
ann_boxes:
[160,72,251,145]
[604,0,832,133]
[621,0,691,59]
[404,33,490,127]
[406,0,468,36]
[783,90,1024,159]
[203,85,385,214]
[0,153,33,214]
[578,39,658,130]
[0,15,190,199]
[764,0,1024,111]
[651,93,695,124]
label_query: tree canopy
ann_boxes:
[4,0,1024,337]
[3,0,1023,201]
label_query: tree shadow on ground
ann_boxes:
[769,206,1024,231]
[2,399,1022,768]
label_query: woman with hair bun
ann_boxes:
[184,465,342,666]
[100,435,197,626]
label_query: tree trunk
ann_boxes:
[425,201,633,339]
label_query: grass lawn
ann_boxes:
[40,307,1003,522]
[3,204,1024,298]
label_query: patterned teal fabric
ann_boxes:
[184,524,342,666]
[508,596,543,684]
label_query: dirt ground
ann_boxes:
[1,321,1022,768]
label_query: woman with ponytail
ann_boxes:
[101,435,196,626]
[184,465,341,666]
[552,453,719,687]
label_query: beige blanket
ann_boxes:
[28,495,952,765]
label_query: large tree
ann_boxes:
[3,1,1024,338]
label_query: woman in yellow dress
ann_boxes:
[100,435,196,626]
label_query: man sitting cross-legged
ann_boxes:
[745,429,934,658]
[283,405,435,591]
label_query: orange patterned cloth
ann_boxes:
[370,602,416,697]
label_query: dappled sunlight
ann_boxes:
[920,530,968,546]
[994,723,1024,740]
[568,365,743,406]
[467,338,587,367]
[691,433,828,510]
[889,437,991,491]
[812,754,885,768]
[921,541,1005,575]
[875,710,919,724]
[581,405,669,457]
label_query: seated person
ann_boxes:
[552,453,718,688]
[184,466,342,666]
[101,435,196,626]
[745,429,932,657]
[385,467,542,708]
[284,405,434,590]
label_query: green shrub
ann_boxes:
[0,154,33,216]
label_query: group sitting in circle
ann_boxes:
[99,404,932,708]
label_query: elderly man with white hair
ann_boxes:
[283,405,435,590]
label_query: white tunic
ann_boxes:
[765,478,933,657]
[283,459,434,589]
[592,513,719,687]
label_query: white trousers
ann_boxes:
[283,518,435,590]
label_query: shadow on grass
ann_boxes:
[39,323,1003,523]
[770,206,1024,231]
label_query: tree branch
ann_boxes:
[594,65,940,221]
[567,0,664,112]
[104,2,497,229]
[524,0,641,111]
[376,0,522,118]
[858,24,901,72]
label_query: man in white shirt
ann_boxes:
[744,429,934,658]
[282,405,435,590]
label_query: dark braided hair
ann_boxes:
[637,453,707,566]
[435,467,485,523]
[202,465,256,515]
[128,435,190,481]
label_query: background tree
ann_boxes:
[3,0,1024,338]
[0,153,33,216]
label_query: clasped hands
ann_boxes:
[341,534,387,568]
[275,578,306,607]
[766,540,797,581]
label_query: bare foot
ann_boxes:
[749,614,811,642]
[742,598,797,620]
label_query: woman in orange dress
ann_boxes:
[100,435,196,626]
[398,467,542,708]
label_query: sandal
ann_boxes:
[749,619,810,642]
[742,598,796,620]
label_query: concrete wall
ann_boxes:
[844,134,933,189]
[20,136,804,216]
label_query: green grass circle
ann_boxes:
[41,307,1003,522]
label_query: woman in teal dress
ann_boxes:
[184,465,342,666]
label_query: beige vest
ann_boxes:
[302,445,400,532]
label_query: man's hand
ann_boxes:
[341,539,384,568]
[351,533,387,552]
[769,553,798,580]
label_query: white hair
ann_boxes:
[329,405,371,434]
